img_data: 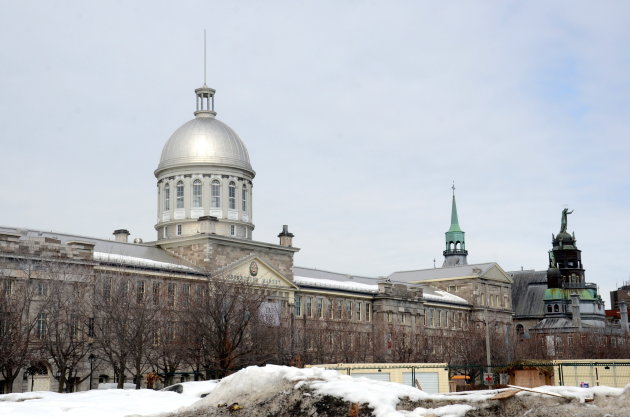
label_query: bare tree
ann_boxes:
[0,261,37,393]
[92,272,157,388]
[37,264,93,392]
[184,276,270,378]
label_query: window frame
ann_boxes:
[228,181,236,210]
[176,181,184,209]
[192,179,203,208]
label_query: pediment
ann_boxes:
[481,264,513,284]
[217,256,297,289]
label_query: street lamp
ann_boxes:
[88,354,96,390]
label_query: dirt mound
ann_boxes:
[165,385,630,417]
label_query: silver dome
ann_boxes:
[156,116,253,175]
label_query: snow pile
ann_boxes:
[0,381,218,417]
[193,365,485,417]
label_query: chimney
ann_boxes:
[278,225,294,247]
[198,216,218,234]
[378,280,393,295]
[113,229,130,243]
[570,293,582,330]
[620,300,629,335]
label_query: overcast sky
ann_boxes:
[1,1,629,307]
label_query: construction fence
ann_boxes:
[308,360,630,393]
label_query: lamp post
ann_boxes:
[88,354,96,390]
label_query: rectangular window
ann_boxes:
[347,301,352,320]
[230,225,235,236]
[35,281,47,297]
[163,227,168,239]
[316,297,323,318]
[167,283,176,307]
[242,187,247,211]
[366,303,371,321]
[176,224,182,236]
[164,184,170,211]
[36,313,47,339]
[176,182,184,209]
[327,299,333,318]
[3,280,12,296]
[306,296,312,317]
[70,315,79,338]
[387,311,392,322]
[336,300,342,319]
[87,317,95,338]
[401,313,406,324]
[229,183,236,209]
[103,279,111,300]
[211,181,221,208]
[136,281,145,303]
[153,282,160,305]
[193,180,202,208]
[356,303,361,321]
[182,283,190,305]
[294,295,302,316]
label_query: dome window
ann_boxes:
[192,179,202,208]
[228,182,236,210]
[164,184,170,211]
[211,180,221,208]
[242,185,247,212]
[176,181,184,209]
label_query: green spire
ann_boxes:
[443,183,467,266]
[448,193,462,233]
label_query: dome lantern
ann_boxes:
[194,84,216,118]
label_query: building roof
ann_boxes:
[294,266,469,306]
[0,226,197,273]
[509,269,547,318]
[388,263,499,282]
[156,105,253,175]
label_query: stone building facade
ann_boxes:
[0,79,531,394]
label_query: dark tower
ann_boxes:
[547,208,585,289]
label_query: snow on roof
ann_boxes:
[294,275,378,294]
[422,288,469,305]
[93,251,196,272]
[389,263,497,282]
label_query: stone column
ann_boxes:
[619,300,629,335]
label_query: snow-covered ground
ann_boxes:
[0,366,627,417]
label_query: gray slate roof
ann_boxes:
[388,263,497,282]
[294,266,470,306]
[509,270,547,319]
[0,226,197,273]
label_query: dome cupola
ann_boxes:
[154,85,255,241]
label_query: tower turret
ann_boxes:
[443,184,468,267]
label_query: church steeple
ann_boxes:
[443,183,468,267]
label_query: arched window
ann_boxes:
[554,304,560,312]
[164,183,170,211]
[242,185,247,212]
[228,182,236,210]
[547,305,552,313]
[176,181,184,209]
[192,179,202,208]
[211,180,221,208]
